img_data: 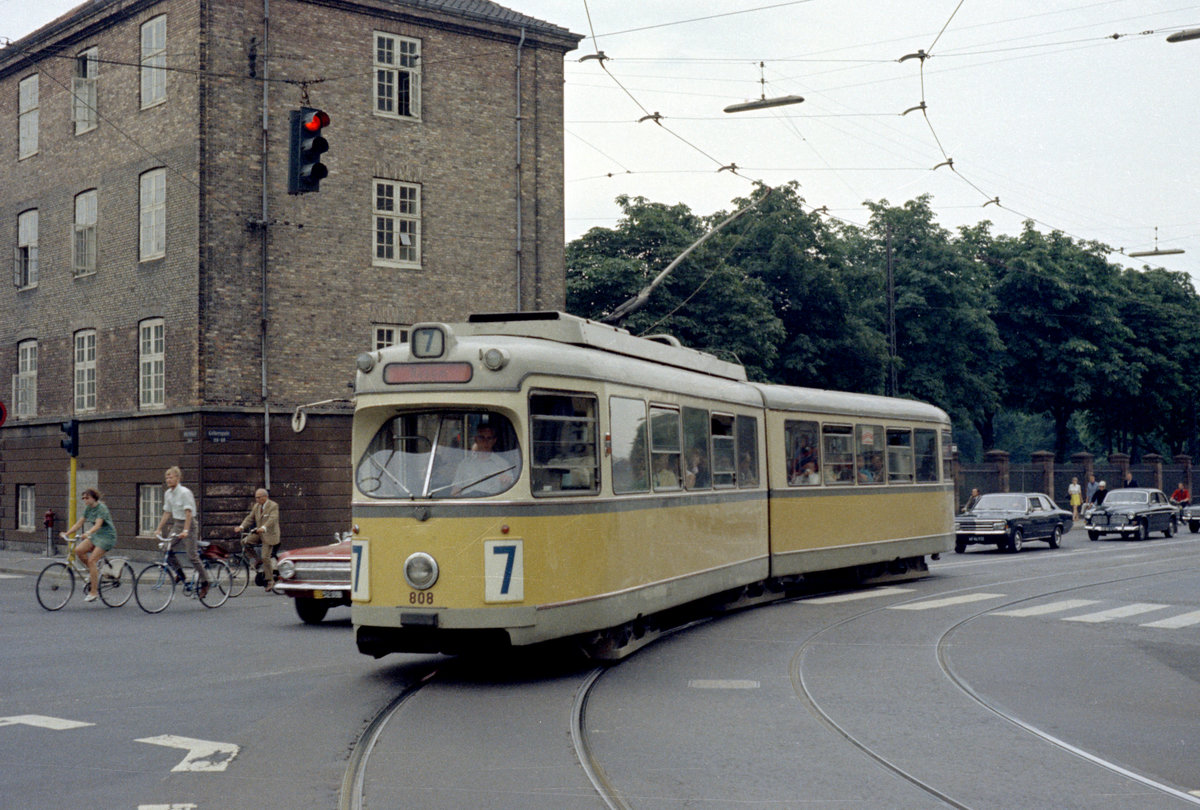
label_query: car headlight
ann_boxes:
[277,559,296,580]
[404,552,439,590]
[993,521,1007,531]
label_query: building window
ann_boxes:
[373,324,409,349]
[139,484,163,535]
[73,190,98,276]
[139,318,165,409]
[140,16,167,108]
[139,169,166,260]
[13,339,37,418]
[373,180,420,267]
[18,485,36,531]
[73,48,99,134]
[74,330,97,412]
[374,33,420,120]
[18,75,38,159]
[14,209,38,289]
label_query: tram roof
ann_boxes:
[751,382,951,425]
[460,311,747,381]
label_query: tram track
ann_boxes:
[790,546,1200,809]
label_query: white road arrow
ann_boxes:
[0,714,94,730]
[135,734,239,772]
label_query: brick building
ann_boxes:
[0,0,579,552]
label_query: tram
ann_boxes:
[349,311,953,659]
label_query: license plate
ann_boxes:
[969,536,987,543]
[312,589,345,600]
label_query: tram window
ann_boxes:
[941,429,953,481]
[529,393,599,496]
[355,410,520,499]
[610,397,649,493]
[711,413,736,488]
[650,405,682,490]
[856,424,883,485]
[786,420,820,486]
[886,429,914,483]
[822,425,854,484]
[682,407,710,490]
[915,429,938,483]
[736,415,759,488]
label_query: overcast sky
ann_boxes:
[7,0,1200,282]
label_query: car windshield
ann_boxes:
[1103,490,1148,505]
[972,494,1027,511]
[356,410,521,499]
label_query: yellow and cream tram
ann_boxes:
[349,312,953,659]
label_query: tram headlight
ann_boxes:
[481,347,510,371]
[356,352,376,373]
[277,559,296,580]
[404,552,439,590]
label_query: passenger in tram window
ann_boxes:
[738,451,757,486]
[791,441,817,482]
[798,461,820,485]
[653,453,680,489]
[684,446,710,489]
[857,455,876,483]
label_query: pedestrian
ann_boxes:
[63,488,117,602]
[235,488,281,590]
[1085,473,1098,504]
[1068,476,1082,521]
[962,487,982,513]
[1090,480,1108,506]
[153,466,207,597]
[1123,470,1138,488]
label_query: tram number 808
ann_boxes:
[409,591,435,605]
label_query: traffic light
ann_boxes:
[60,419,79,457]
[288,107,329,194]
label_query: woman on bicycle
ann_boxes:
[64,488,118,602]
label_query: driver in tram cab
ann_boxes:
[452,422,514,496]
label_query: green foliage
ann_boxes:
[565,190,1200,461]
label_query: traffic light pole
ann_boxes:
[68,456,77,534]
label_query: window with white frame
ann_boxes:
[139,484,163,535]
[73,47,99,134]
[140,16,166,108]
[139,169,166,260]
[73,190,98,276]
[373,180,420,267]
[74,330,97,412]
[373,324,409,349]
[18,485,36,531]
[18,75,38,159]
[13,339,37,418]
[139,318,165,409]
[15,209,38,289]
[374,33,421,120]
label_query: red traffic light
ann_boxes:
[303,110,330,132]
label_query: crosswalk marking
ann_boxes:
[992,599,1101,617]
[1141,609,1200,629]
[1063,603,1171,623]
[890,593,1005,610]
[806,586,913,604]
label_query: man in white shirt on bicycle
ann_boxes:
[153,466,208,597]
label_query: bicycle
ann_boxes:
[204,537,252,598]
[35,533,136,610]
[133,534,234,613]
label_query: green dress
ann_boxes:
[85,502,117,551]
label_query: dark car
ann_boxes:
[954,492,1072,553]
[274,537,352,623]
[1180,502,1200,533]
[1085,488,1178,541]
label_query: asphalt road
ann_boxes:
[2,530,1198,809]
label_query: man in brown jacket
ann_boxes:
[235,488,281,590]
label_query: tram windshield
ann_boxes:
[357,411,520,499]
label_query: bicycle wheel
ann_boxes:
[199,559,233,608]
[135,564,176,613]
[36,562,75,611]
[99,561,136,607]
[226,553,251,597]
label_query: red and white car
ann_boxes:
[273,536,352,624]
